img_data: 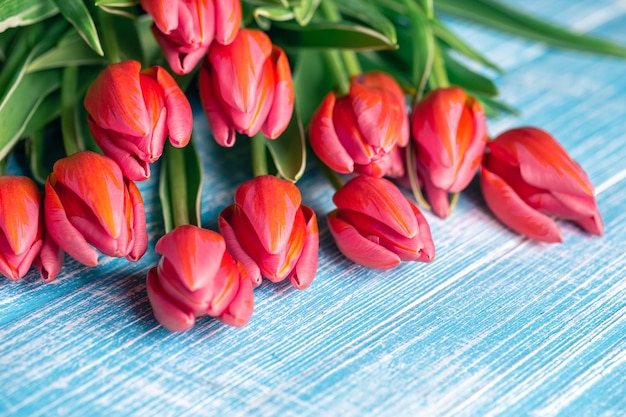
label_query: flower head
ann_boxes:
[218,175,318,289]
[85,60,193,181]
[481,127,603,242]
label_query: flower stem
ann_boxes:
[166,145,190,229]
[98,9,122,64]
[323,51,350,95]
[60,66,82,156]
[320,0,355,93]
[428,44,449,89]
[251,133,269,177]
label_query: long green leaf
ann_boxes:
[253,6,294,30]
[293,0,320,26]
[291,51,334,126]
[436,0,626,57]
[431,17,503,73]
[0,0,58,32]
[27,130,50,185]
[265,107,306,183]
[335,0,397,45]
[94,0,138,6]
[52,0,103,55]
[269,21,397,51]
[443,50,499,96]
[27,31,107,72]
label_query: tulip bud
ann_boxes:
[44,151,148,266]
[309,71,409,175]
[481,127,603,242]
[327,176,435,270]
[218,175,318,289]
[199,28,294,146]
[411,87,487,218]
[85,60,193,181]
[140,0,241,74]
[147,225,254,331]
[0,176,63,281]
[354,144,405,178]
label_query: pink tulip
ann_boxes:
[481,127,603,242]
[411,87,487,218]
[354,144,405,178]
[309,71,409,175]
[0,176,63,281]
[218,175,318,289]
[85,60,193,181]
[199,28,294,146]
[44,151,148,266]
[147,225,254,331]
[327,176,435,270]
[140,0,241,74]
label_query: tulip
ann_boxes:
[481,127,603,242]
[218,175,318,289]
[411,87,487,218]
[309,71,409,175]
[199,28,294,146]
[147,225,254,331]
[85,60,193,181]
[0,176,63,281]
[140,0,242,74]
[327,176,435,270]
[354,144,405,178]
[44,151,148,266]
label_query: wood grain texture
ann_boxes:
[1,0,626,415]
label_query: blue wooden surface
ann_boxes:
[1,0,626,415]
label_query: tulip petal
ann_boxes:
[126,180,148,262]
[527,191,604,236]
[149,66,193,147]
[35,233,64,282]
[291,206,319,289]
[489,127,595,196]
[262,46,294,139]
[140,0,178,35]
[480,166,563,243]
[309,92,355,173]
[215,0,241,45]
[419,166,450,219]
[333,176,418,238]
[44,179,99,266]
[333,96,375,165]
[0,176,40,255]
[449,98,487,192]
[84,60,152,138]
[235,175,300,255]
[219,205,262,286]
[217,269,254,327]
[412,204,436,262]
[328,211,401,270]
[199,65,237,146]
[147,267,195,332]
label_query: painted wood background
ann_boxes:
[1,0,625,415]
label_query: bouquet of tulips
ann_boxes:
[0,0,622,331]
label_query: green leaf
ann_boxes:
[443,50,499,96]
[22,90,61,137]
[136,14,162,66]
[436,0,626,58]
[51,0,103,56]
[27,31,107,72]
[293,0,320,26]
[335,0,397,45]
[0,0,58,32]
[110,13,144,62]
[0,69,61,162]
[265,106,306,183]
[159,140,203,233]
[431,17,503,74]
[26,130,50,185]
[291,51,333,126]
[253,6,294,30]
[94,0,138,6]
[268,21,397,51]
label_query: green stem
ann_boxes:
[323,50,350,95]
[318,161,344,191]
[0,157,7,175]
[320,0,354,92]
[167,145,190,228]
[251,133,269,177]
[405,140,431,210]
[98,9,122,64]
[428,43,449,89]
[341,51,362,77]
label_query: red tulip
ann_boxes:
[85,60,193,181]
[354,144,405,178]
[0,176,63,281]
[219,175,318,289]
[147,225,254,331]
[199,28,294,146]
[44,151,148,266]
[327,176,435,270]
[309,71,409,175]
[140,0,241,74]
[481,127,603,242]
[411,87,487,218]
